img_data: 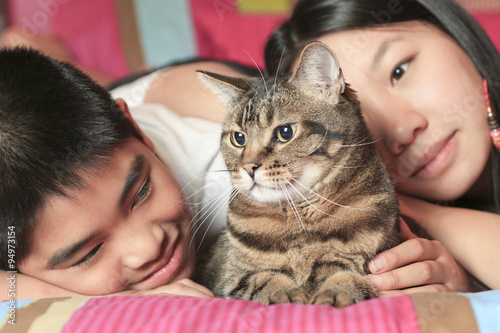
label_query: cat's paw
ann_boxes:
[311,272,377,308]
[311,286,375,307]
[267,287,309,305]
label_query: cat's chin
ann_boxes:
[246,183,302,205]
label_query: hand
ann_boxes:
[366,218,470,296]
[113,279,214,298]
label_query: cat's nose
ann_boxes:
[242,162,261,178]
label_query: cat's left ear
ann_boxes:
[290,42,345,104]
[198,70,252,107]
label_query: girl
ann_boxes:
[262,0,500,293]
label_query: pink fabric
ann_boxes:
[7,0,51,35]
[62,295,420,333]
[189,0,287,69]
[48,0,129,79]
[7,0,129,79]
[472,12,500,52]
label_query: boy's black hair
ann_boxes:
[0,47,141,270]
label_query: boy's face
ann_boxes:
[19,136,196,295]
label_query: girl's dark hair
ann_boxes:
[0,47,141,270]
[265,0,500,212]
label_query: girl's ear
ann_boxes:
[115,98,155,152]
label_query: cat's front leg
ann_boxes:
[311,272,376,308]
[226,271,309,305]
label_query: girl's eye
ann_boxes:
[391,60,411,85]
[276,124,297,143]
[133,178,151,207]
[231,132,246,147]
[74,244,102,267]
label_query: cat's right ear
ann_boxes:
[290,42,345,104]
[197,70,252,106]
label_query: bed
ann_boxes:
[0,294,420,332]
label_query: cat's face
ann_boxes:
[220,89,348,204]
[201,42,366,204]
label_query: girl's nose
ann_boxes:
[383,110,428,156]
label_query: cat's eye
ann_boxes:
[276,124,297,143]
[231,132,246,147]
[391,59,411,85]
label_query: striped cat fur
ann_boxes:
[195,42,400,307]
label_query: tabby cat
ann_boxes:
[196,42,400,307]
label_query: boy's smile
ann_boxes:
[18,137,196,295]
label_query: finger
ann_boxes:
[158,280,214,298]
[399,217,418,241]
[175,278,214,296]
[161,285,213,298]
[367,260,447,291]
[368,238,443,274]
[377,284,451,297]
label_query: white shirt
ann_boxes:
[111,73,229,242]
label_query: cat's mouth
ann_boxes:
[247,179,303,204]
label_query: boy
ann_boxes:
[0,46,236,299]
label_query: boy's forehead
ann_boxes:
[34,138,150,242]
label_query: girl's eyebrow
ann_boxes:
[48,233,96,268]
[371,37,403,70]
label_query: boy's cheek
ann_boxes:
[50,267,128,296]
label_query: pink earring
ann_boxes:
[484,79,500,152]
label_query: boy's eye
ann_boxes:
[74,244,102,267]
[391,59,411,85]
[276,124,297,143]
[133,178,152,207]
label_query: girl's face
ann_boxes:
[19,137,196,295]
[317,21,490,201]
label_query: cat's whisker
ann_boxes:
[242,48,269,96]
[188,185,235,252]
[177,169,231,206]
[272,46,286,96]
[188,187,233,233]
[326,164,368,170]
[177,171,212,202]
[195,187,240,251]
[179,184,212,207]
[331,136,382,148]
[284,178,334,217]
[270,178,283,207]
[280,184,307,231]
[187,185,233,239]
[299,130,328,158]
[290,176,375,211]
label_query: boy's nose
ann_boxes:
[121,226,164,270]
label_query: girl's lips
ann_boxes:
[413,132,457,178]
[133,235,183,288]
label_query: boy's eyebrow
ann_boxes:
[119,154,145,207]
[48,234,96,268]
[371,37,403,70]
[47,155,146,269]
